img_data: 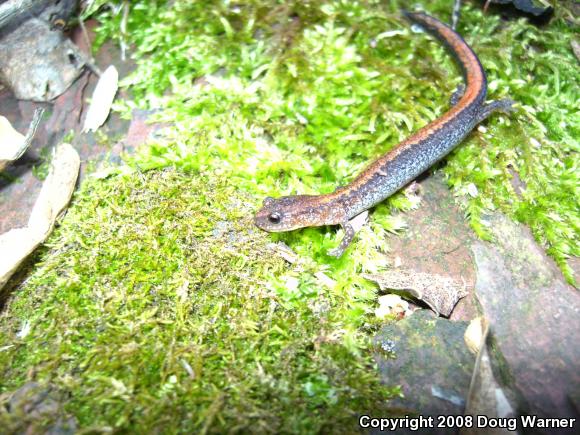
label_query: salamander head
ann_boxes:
[255,195,343,232]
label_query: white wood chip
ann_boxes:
[83,65,119,132]
[314,271,336,288]
[349,210,369,233]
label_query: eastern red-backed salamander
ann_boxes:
[255,11,512,256]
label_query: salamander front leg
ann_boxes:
[327,221,356,257]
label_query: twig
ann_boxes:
[14,107,45,161]
[77,16,103,77]
[120,0,129,61]
[452,0,462,30]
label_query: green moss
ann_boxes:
[107,0,577,282]
[0,171,396,432]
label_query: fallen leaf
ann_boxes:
[0,108,44,171]
[314,271,336,288]
[363,269,468,317]
[0,116,25,159]
[0,143,80,290]
[269,241,299,264]
[572,40,580,62]
[83,65,119,132]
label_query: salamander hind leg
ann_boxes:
[475,98,515,124]
[327,221,356,257]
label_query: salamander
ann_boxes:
[255,11,512,257]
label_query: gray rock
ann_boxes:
[374,310,475,434]
[472,213,580,431]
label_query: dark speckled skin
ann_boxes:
[255,11,512,256]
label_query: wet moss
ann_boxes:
[0,171,395,432]
[95,0,577,282]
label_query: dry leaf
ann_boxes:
[462,326,517,435]
[0,108,44,171]
[0,116,25,160]
[0,143,80,290]
[83,65,119,132]
[572,40,580,62]
[269,241,299,264]
[363,269,468,317]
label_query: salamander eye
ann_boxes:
[268,212,281,224]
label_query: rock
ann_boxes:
[0,18,86,101]
[374,310,475,433]
[462,325,519,435]
[0,382,77,434]
[472,213,580,429]
[383,174,479,321]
